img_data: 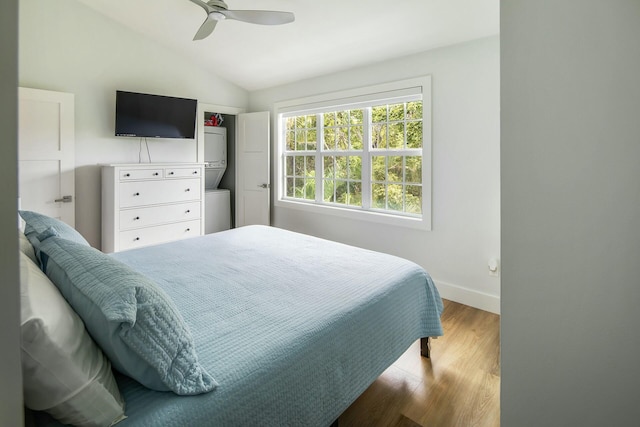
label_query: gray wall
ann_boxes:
[0,0,23,425]
[19,0,248,248]
[251,37,501,313]
[501,1,640,425]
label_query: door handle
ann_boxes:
[54,195,73,203]
[258,183,270,189]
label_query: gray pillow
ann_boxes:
[19,210,89,267]
[19,210,89,245]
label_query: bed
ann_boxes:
[21,216,443,427]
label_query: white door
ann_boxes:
[18,87,75,226]
[236,111,270,227]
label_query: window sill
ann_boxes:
[274,198,431,231]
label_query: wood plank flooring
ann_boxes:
[339,299,500,427]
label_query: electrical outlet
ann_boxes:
[488,258,499,277]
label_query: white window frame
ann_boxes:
[275,76,432,230]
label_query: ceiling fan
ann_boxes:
[188,0,295,40]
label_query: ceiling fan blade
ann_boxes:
[193,16,218,40]
[188,0,213,13]
[221,10,295,25]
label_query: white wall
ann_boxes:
[250,37,501,313]
[501,1,640,425]
[19,0,249,247]
[0,0,23,425]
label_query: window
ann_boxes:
[276,77,431,229]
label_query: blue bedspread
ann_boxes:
[38,225,443,426]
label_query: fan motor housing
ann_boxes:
[207,0,228,10]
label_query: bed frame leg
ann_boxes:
[420,337,431,358]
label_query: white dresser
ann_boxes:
[101,163,205,253]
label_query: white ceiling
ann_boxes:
[76,0,499,92]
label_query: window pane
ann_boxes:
[348,182,362,207]
[350,109,363,125]
[295,116,306,128]
[372,105,387,123]
[323,156,334,178]
[372,183,386,208]
[335,180,348,205]
[348,156,361,180]
[406,101,422,120]
[286,156,294,176]
[335,156,348,179]
[286,117,296,131]
[306,156,316,176]
[296,131,305,150]
[306,115,317,128]
[286,131,295,151]
[389,103,404,121]
[306,129,317,151]
[406,185,422,214]
[324,128,336,150]
[371,124,387,149]
[387,184,403,211]
[294,156,304,176]
[305,179,316,200]
[324,112,335,127]
[407,121,422,149]
[351,125,363,150]
[323,180,335,203]
[388,156,403,182]
[405,156,422,184]
[372,156,386,181]
[294,178,305,198]
[336,111,348,126]
[286,177,294,197]
[336,127,349,150]
[389,123,404,149]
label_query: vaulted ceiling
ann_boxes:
[76,0,499,91]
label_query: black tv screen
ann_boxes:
[115,91,197,139]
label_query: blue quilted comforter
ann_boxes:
[39,225,443,426]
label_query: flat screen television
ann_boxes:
[115,91,197,139]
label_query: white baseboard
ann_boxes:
[433,280,500,315]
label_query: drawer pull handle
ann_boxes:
[124,173,131,177]
[134,237,140,241]
[193,171,198,174]
[169,172,175,175]
[186,228,191,232]
[153,172,159,176]
[134,192,140,196]
[134,216,140,220]
[185,188,191,192]
[185,210,191,213]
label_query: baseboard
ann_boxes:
[433,280,500,315]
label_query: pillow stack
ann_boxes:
[18,211,217,426]
[19,243,126,427]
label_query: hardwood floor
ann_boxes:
[339,300,500,427]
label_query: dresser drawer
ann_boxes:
[119,178,200,208]
[119,201,201,230]
[120,168,163,180]
[118,219,201,251]
[165,167,202,178]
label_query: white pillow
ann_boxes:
[19,229,37,264]
[19,252,126,427]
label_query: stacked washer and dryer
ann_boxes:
[203,126,231,234]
